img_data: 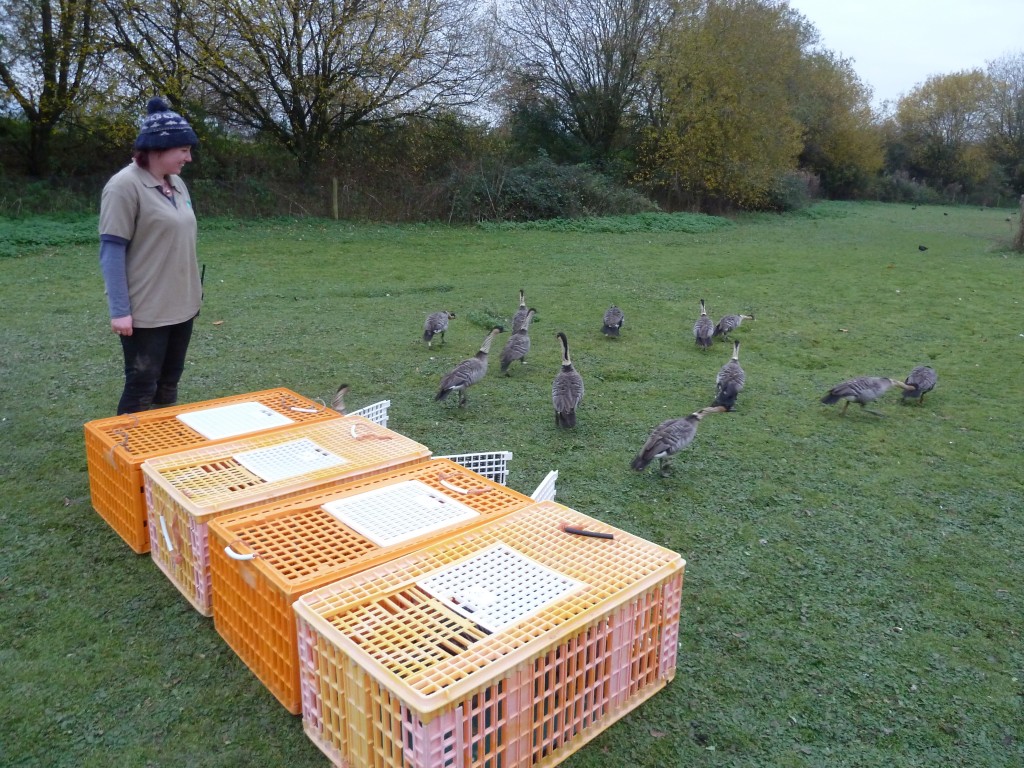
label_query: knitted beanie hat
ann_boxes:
[134,97,198,151]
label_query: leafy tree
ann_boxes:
[495,0,670,165]
[893,70,994,196]
[985,52,1024,194]
[642,0,804,210]
[0,0,104,174]
[794,50,883,199]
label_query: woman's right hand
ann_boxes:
[111,315,133,337]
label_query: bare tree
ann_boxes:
[0,0,103,174]
[496,0,670,162]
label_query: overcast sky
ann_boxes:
[786,0,1023,108]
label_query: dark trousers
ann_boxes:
[117,318,195,415]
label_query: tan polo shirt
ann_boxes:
[99,163,202,327]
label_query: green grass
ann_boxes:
[1,202,1022,767]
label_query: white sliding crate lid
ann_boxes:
[232,438,347,483]
[322,479,479,547]
[417,542,583,633]
[176,401,295,440]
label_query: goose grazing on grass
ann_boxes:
[902,365,937,404]
[602,305,625,337]
[552,332,585,428]
[423,310,455,348]
[713,339,745,410]
[631,405,726,476]
[821,376,913,416]
[693,298,714,350]
[500,308,536,374]
[511,289,530,333]
[435,327,504,407]
[713,313,754,340]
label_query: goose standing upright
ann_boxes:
[500,308,536,374]
[693,299,714,350]
[423,310,455,348]
[713,313,754,340]
[511,289,530,333]
[631,406,726,476]
[435,327,504,406]
[602,305,625,337]
[552,332,585,427]
[821,376,913,415]
[713,339,745,410]
[902,366,937,404]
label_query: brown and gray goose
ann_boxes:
[500,308,537,374]
[693,299,714,350]
[631,406,726,476]
[602,305,625,337]
[902,366,937,404]
[435,327,504,406]
[511,289,531,333]
[713,313,754,340]
[821,376,913,415]
[423,310,455,348]
[713,339,745,410]
[552,332,585,428]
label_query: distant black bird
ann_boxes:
[423,310,455,348]
[693,298,714,350]
[511,289,530,333]
[918,245,928,251]
[499,308,536,374]
[435,327,503,407]
[821,376,913,416]
[631,406,726,476]
[713,339,745,410]
[713,313,754,340]
[552,332,585,428]
[902,366,937,404]
[602,305,625,337]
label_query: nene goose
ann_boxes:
[330,383,349,414]
[713,313,754,340]
[821,376,913,415]
[631,406,726,476]
[423,310,455,348]
[713,339,745,411]
[602,305,625,337]
[693,299,714,350]
[435,327,503,407]
[902,366,937,404]
[552,332,585,428]
[500,308,536,374]
[511,289,531,333]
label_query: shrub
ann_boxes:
[765,170,821,212]
[873,171,942,205]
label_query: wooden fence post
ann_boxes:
[332,176,339,221]
[1014,194,1024,251]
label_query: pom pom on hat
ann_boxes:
[134,97,198,151]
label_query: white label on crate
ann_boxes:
[417,543,583,633]
[322,480,480,547]
[176,401,295,440]
[232,438,347,483]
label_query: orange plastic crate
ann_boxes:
[83,388,342,553]
[294,500,684,768]
[142,416,431,616]
[208,458,536,714]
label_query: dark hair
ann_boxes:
[132,149,151,169]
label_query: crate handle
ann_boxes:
[438,476,471,495]
[225,545,256,561]
[160,515,173,552]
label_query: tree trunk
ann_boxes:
[27,121,53,177]
[1015,194,1024,252]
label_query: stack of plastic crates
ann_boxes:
[294,499,685,768]
[83,388,342,553]
[141,416,431,616]
[208,458,536,714]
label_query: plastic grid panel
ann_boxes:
[295,501,684,767]
[207,459,535,714]
[83,388,340,553]
[176,401,295,440]
[322,480,479,547]
[347,399,391,428]
[233,438,349,483]
[439,451,513,486]
[142,417,430,616]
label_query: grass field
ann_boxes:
[1,202,1022,767]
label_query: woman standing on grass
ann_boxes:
[98,97,201,415]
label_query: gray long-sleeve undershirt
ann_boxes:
[99,234,131,318]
